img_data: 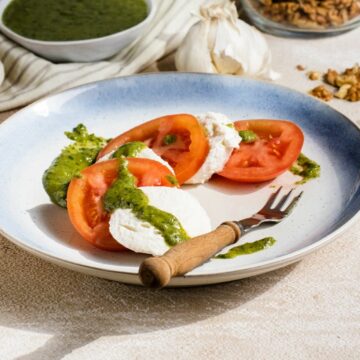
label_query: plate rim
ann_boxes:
[1,207,359,282]
[0,72,360,284]
[1,72,360,134]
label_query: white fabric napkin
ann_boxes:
[0,0,205,112]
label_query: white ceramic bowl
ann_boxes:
[0,0,155,62]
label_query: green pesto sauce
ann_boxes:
[43,124,107,208]
[239,130,258,143]
[166,175,179,186]
[103,159,189,247]
[290,153,320,184]
[216,237,276,259]
[111,141,146,159]
[3,0,148,42]
[163,134,177,145]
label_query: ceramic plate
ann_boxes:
[0,73,359,286]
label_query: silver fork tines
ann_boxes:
[235,186,304,235]
[274,188,294,210]
[283,191,304,215]
[263,186,303,213]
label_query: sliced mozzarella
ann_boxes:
[97,149,115,162]
[109,186,211,256]
[98,146,174,173]
[135,147,174,173]
[186,112,241,184]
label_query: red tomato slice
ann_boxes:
[67,158,175,251]
[97,114,209,184]
[218,120,304,182]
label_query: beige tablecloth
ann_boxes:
[1,28,360,360]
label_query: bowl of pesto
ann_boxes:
[0,0,155,62]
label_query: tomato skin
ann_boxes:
[67,158,174,251]
[97,114,209,185]
[218,120,304,183]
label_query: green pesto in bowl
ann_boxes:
[2,0,148,42]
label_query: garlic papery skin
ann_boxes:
[175,0,279,80]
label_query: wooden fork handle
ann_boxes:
[139,222,241,289]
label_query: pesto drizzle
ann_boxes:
[166,175,179,186]
[42,124,108,208]
[238,130,258,143]
[290,153,320,184]
[111,141,146,158]
[103,158,189,247]
[216,237,276,259]
[163,134,177,145]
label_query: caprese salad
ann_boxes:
[43,112,319,256]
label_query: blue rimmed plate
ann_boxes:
[0,73,359,286]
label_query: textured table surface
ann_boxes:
[1,28,360,360]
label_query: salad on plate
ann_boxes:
[42,112,319,258]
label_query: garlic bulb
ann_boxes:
[175,0,279,80]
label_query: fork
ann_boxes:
[139,186,303,289]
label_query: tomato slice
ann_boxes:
[97,114,209,184]
[218,120,304,182]
[67,158,175,251]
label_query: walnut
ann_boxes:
[310,85,334,101]
[346,83,360,101]
[323,64,360,102]
[308,71,321,80]
[325,69,339,85]
[335,74,358,86]
[254,0,360,29]
[335,84,352,99]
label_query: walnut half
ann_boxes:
[310,85,334,101]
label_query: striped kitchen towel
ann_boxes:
[0,0,205,112]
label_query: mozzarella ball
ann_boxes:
[186,112,241,184]
[109,186,211,255]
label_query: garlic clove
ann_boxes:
[175,21,216,73]
[212,17,249,75]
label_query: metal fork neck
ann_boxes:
[235,215,267,235]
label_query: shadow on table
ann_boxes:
[0,236,297,360]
